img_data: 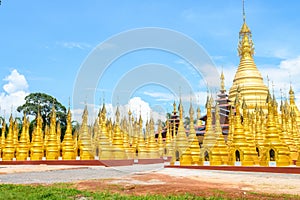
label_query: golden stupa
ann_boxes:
[228,12,268,111]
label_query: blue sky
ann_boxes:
[1,0,300,121]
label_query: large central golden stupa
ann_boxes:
[229,15,268,110]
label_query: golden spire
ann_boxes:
[202,96,216,150]
[102,103,106,117]
[46,104,59,160]
[111,105,126,160]
[78,105,93,160]
[220,70,226,93]
[228,0,268,111]
[115,106,120,125]
[98,105,112,160]
[242,0,246,22]
[31,108,44,160]
[147,117,159,158]
[188,101,201,165]
[188,101,195,143]
[2,114,15,161]
[179,99,183,119]
[61,106,76,160]
[173,101,177,114]
[157,120,164,157]
[210,103,228,166]
[289,84,295,104]
[175,98,189,164]
[137,117,147,159]
[238,0,253,60]
[196,106,202,127]
[16,114,29,160]
[1,118,6,155]
[261,90,290,166]
[13,118,18,149]
[165,120,171,145]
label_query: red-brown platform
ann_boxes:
[0,159,134,167]
[136,158,164,164]
[100,159,134,166]
[165,165,300,174]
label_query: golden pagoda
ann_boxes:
[98,103,112,160]
[61,107,76,160]
[259,92,290,166]
[291,109,300,149]
[228,105,237,145]
[91,118,99,157]
[111,106,126,160]
[164,120,173,158]
[122,121,134,159]
[131,115,138,151]
[30,110,44,160]
[157,120,165,157]
[228,93,256,166]
[280,100,298,161]
[180,146,192,166]
[242,99,259,165]
[44,125,49,148]
[45,106,59,160]
[146,118,160,158]
[201,96,217,162]
[13,119,19,149]
[2,115,15,161]
[228,7,268,111]
[78,105,94,160]
[210,104,228,165]
[289,85,300,129]
[174,99,191,165]
[188,102,201,165]
[136,114,148,159]
[56,122,61,156]
[16,114,29,160]
[0,118,6,159]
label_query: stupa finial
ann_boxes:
[220,69,226,93]
[242,0,246,23]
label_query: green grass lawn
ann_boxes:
[0,184,224,200]
[0,184,299,200]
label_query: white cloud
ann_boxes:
[175,59,199,77]
[259,56,300,106]
[0,69,29,117]
[96,43,117,51]
[279,56,300,76]
[3,69,28,94]
[72,97,166,128]
[143,91,174,102]
[115,97,166,126]
[58,42,91,50]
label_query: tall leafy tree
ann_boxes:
[17,93,67,135]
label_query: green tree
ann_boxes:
[17,93,67,136]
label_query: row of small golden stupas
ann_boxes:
[0,84,299,167]
[0,103,168,161]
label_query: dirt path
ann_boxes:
[75,168,300,199]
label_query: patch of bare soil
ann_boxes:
[74,173,299,200]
